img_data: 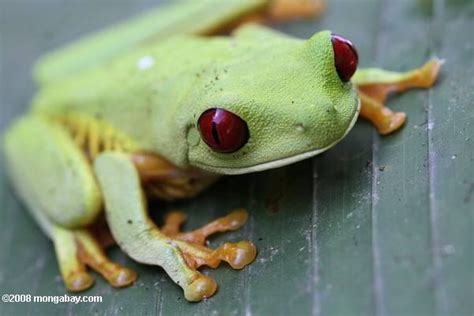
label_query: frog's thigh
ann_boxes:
[94,153,256,302]
[4,116,102,229]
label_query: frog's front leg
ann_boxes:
[353,58,443,134]
[94,153,256,302]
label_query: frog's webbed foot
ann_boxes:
[358,93,407,135]
[161,209,248,245]
[53,226,137,292]
[153,222,256,301]
[353,58,443,135]
[161,209,256,269]
[174,237,256,271]
[142,211,256,301]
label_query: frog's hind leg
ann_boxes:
[265,0,326,22]
[352,58,443,134]
[4,116,136,291]
[219,0,325,34]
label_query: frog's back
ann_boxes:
[33,0,269,85]
[30,35,234,150]
[30,26,300,153]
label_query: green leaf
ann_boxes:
[0,0,472,315]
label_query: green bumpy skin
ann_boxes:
[32,24,359,175]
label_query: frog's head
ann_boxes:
[185,30,359,175]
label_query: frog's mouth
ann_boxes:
[197,98,361,175]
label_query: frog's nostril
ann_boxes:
[331,34,358,82]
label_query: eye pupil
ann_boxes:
[211,122,220,144]
[198,108,249,153]
[331,34,359,82]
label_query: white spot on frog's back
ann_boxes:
[295,123,305,133]
[137,56,155,70]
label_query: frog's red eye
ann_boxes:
[198,108,249,153]
[331,34,358,82]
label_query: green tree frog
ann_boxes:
[3,0,441,301]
